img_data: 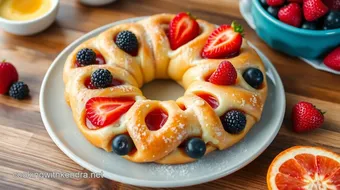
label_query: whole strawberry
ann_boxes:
[278,3,302,27]
[292,101,325,133]
[266,0,285,6]
[288,0,303,3]
[303,0,329,21]
[323,0,340,10]
[0,60,19,94]
[208,61,237,85]
[324,46,340,71]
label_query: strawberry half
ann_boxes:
[85,97,135,128]
[208,61,237,85]
[169,12,200,50]
[303,0,329,21]
[202,22,243,59]
[324,46,340,71]
[292,101,325,133]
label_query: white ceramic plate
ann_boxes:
[40,17,286,188]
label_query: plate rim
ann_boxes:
[40,16,286,188]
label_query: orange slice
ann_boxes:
[267,146,340,190]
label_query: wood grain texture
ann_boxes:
[0,0,339,189]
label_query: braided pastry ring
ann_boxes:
[63,13,268,164]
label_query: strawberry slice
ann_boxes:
[208,61,237,85]
[201,22,243,59]
[169,12,200,50]
[85,97,135,128]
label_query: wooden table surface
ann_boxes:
[0,0,339,189]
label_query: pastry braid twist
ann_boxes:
[63,14,267,164]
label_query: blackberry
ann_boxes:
[220,110,247,134]
[76,48,96,66]
[9,81,29,100]
[115,30,138,55]
[323,11,340,30]
[91,69,113,88]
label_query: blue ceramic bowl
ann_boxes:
[252,0,340,59]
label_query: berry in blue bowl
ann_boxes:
[251,0,340,59]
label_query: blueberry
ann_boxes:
[267,6,280,18]
[112,134,134,156]
[260,0,268,8]
[323,11,340,30]
[243,68,264,89]
[184,138,206,159]
[220,110,247,134]
[301,21,318,30]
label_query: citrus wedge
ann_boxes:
[267,146,340,190]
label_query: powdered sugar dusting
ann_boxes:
[147,141,249,179]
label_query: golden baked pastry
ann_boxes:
[63,13,267,164]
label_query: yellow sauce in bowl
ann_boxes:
[0,0,52,21]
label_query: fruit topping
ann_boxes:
[0,61,18,95]
[324,46,340,71]
[112,134,135,156]
[115,30,139,56]
[323,11,340,30]
[169,12,200,50]
[184,138,206,159]
[85,77,123,89]
[303,0,329,22]
[145,109,168,131]
[85,97,135,128]
[267,6,280,18]
[76,48,97,66]
[208,61,237,86]
[266,0,285,6]
[292,101,325,133]
[91,69,113,89]
[243,68,264,89]
[201,22,243,59]
[8,81,29,100]
[267,146,340,190]
[196,93,219,109]
[278,3,303,27]
[220,110,247,134]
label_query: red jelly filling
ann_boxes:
[196,93,219,109]
[145,109,168,131]
[75,52,106,67]
[84,77,123,89]
[178,104,187,111]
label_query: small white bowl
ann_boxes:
[79,0,117,6]
[0,0,59,36]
